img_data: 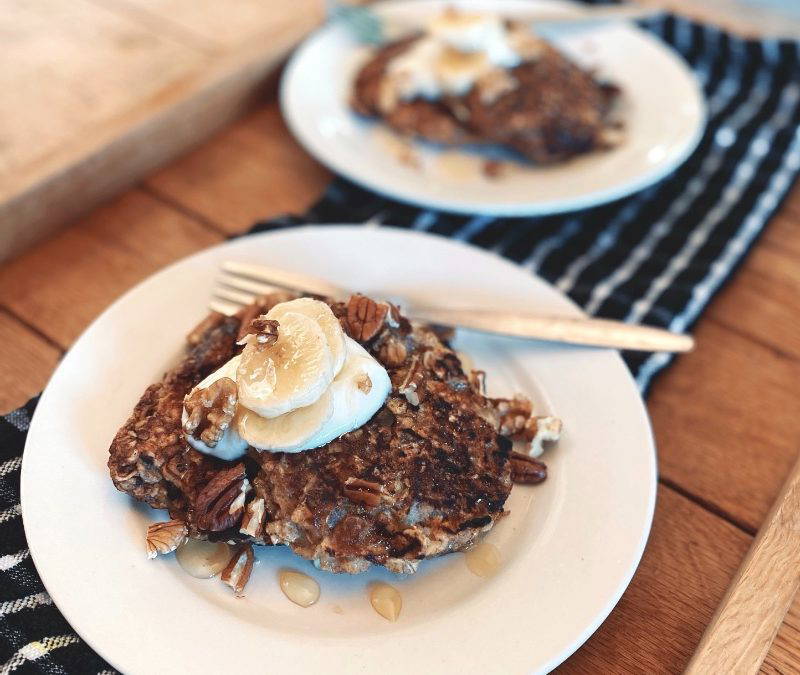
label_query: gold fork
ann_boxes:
[211,261,694,353]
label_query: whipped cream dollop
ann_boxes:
[183,299,391,459]
[379,11,543,110]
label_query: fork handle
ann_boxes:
[408,308,694,353]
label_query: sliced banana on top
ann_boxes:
[238,389,334,452]
[237,311,334,418]
[267,298,347,375]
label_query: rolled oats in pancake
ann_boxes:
[109,293,557,575]
[351,13,622,165]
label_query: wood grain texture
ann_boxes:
[0,190,221,348]
[0,0,323,262]
[763,595,800,674]
[145,105,332,234]
[650,318,800,533]
[559,485,752,673]
[687,453,800,674]
[0,312,62,412]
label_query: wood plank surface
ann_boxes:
[0,0,323,263]
[0,312,62,412]
[559,486,752,673]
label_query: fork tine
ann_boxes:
[221,261,346,298]
[209,299,241,316]
[217,272,282,296]
[214,286,257,306]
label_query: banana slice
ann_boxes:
[238,390,334,452]
[267,298,347,375]
[237,311,334,418]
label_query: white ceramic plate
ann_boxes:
[281,0,705,216]
[22,227,656,674]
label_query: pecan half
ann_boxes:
[221,544,254,597]
[509,451,547,484]
[146,520,188,559]
[346,294,388,342]
[183,377,237,447]
[195,464,249,531]
[344,477,382,508]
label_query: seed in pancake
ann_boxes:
[279,570,320,607]
[369,582,402,622]
[464,541,501,578]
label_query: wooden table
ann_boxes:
[2,9,800,675]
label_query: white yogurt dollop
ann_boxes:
[183,300,391,459]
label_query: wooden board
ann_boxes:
[0,0,324,263]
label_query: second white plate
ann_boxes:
[281,0,705,216]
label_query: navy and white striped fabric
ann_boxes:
[1,13,799,674]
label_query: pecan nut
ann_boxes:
[344,477,382,508]
[195,464,249,531]
[221,544,254,597]
[183,377,237,447]
[240,497,266,538]
[146,520,188,559]
[380,336,407,367]
[528,416,562,458]
[346,294,388,342]
[398,354,425,406]
[509,451,547,484]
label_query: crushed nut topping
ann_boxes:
[195,464,249,532]
[221,544,254,597]
[493,395,534,437]
[146,520,188,559]
[183,377,237,448]
[469,370,486,396]
[398,354,425,406]
[356,373,372,394]
[343,477,382,508]
[240,497,266,539]
[239,316,279,347]
[380,336,407,367]
[509,451,547,484]
[528,416,562,458]
[346,294,388,342]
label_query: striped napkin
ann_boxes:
[2,12,799,674]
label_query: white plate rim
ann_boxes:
[21,226,657,674]
[280,0,707,217]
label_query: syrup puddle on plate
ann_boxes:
[369,582,402,622]
[464,541,502,578]
[175,540,231,579]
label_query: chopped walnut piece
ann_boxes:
[493,395,534,437]
[221,544,255,597]
[343,477,382,508]
[146,520,188,559]
[346,294,388,342]
[380,336,407,367]
[528,416,562,458]
[195,464,249,532]
[238,316,279,348]
[240,497,266,538]
[469,370,486,396]
[183,377,237,448]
